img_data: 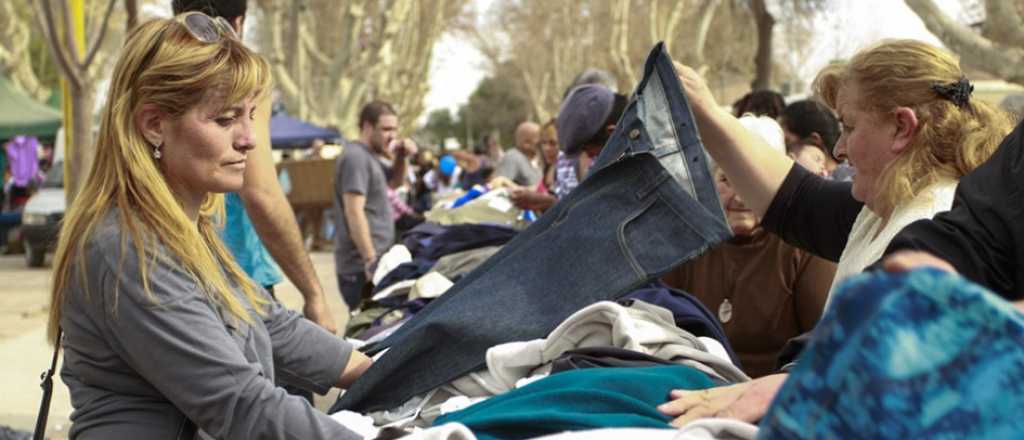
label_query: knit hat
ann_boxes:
[556,84,615,155]
[707,115,786,171]
[737,114,786,154]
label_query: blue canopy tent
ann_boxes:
[269,112,340,149]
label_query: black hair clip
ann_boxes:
[931,76,973,108]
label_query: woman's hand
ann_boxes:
[672,61,722,119]
[488,176,518,190]
[303,296,338,335]
[509,188,556,211]
[658,373,788,427]
[882,251,957,274]
[337,350,373,389]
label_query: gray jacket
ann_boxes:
[60,211,360,439]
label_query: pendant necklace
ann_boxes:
[718,298,733,323]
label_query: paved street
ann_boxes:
[0,249,351,438]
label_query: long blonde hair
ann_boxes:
[813,39,1013,215]
[48,17,273,343]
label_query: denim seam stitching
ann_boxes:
[553,167,625,227]
[647,68,700,200]
[651,189,714,274]
[617,197,658,279]
[658,187,714,244]
[634,169,669,200]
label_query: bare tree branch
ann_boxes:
[32,0,84,88]
[56,0,80,63]
[649,1,660,48]
[981,0,1024,47]
[125,0,139,32]
[750,0,775,90]
[906,0,1024,84]
[300,26,330,65]
[610,0,637,88]
[81,0,116,70]
[663,0,686,51]
[693,0,723,69]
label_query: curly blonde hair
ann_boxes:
[813,39,1013,215]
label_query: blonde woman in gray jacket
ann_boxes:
[48,14,370,439]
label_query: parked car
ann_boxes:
[21,162,64,267]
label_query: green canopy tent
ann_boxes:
[0,77,62,143]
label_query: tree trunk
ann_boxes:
[288,0,307,120]
[66,82,93,202]
[750,0,775,90]
[693,0,722,72]
[32,0,115,203]
[610,0,637,90]
[124,0,138,32]
[980,0,1024,47]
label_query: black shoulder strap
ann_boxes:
[33,327,61,440]
[30,329,199,440]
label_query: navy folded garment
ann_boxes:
[621,283,741,366]
[548,346,676,373]
[401,222,448,257]
[418,223,518,261]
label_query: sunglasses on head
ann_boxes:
[132,12,238,82]
[177,11,238,43]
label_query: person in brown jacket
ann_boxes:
[662,115,836,378]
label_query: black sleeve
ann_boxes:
[882,122,1024,300]
[775,330,813,372]
[761,163,864,262]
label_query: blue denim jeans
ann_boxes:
[332,42,732,413]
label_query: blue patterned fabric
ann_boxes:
[759,268,1024,439]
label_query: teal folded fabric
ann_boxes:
[434,365,713,440]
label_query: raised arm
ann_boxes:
[449,150,482,171]
[673,62,793,217]
[239,94,337,333]
[387,139,417,190]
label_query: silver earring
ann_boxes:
[152,141,163,160]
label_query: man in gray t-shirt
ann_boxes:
[494,121,542,187]
[333,101,414,310]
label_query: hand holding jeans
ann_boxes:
[509,188,556,211]
[672,61,722,121]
